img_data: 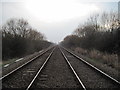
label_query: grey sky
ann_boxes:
[0,0,119,43]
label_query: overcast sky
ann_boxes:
[0,0,119,43]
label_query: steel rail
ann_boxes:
[0,46,55,80]
[61,46,120,86]
[59,47,86,90]
[26,47,56,90]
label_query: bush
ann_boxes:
[102,53,118,68]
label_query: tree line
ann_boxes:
[61,11,120,58]
[2,18,52,60]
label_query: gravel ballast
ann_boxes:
[31,47,81,88]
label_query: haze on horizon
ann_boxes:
[0,0,118,43]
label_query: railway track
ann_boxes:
[26,47,84,89]
[60,46,120,89]
[1,46,55,89]
[1,45,120,89]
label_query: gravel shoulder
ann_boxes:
[2,47,51,77]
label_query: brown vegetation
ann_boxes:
[74,47,119,70]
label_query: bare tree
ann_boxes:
[87,14,100,31]
[101,11,118,31]
[2,18,49,60]
[27,29,45,40]
[2,18,46,40]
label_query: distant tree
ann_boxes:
[61,35,80,48]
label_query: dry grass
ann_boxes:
[102,53,118,69]
[75,47,88,55]
[74,47,119,70]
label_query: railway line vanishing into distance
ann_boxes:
[1,45,120,89]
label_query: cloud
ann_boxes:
[25,0,100,23]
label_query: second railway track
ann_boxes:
[60,46,120,89]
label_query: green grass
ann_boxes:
[84,57,101,66]
[88,57,105,64]
[1,58,19,67]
